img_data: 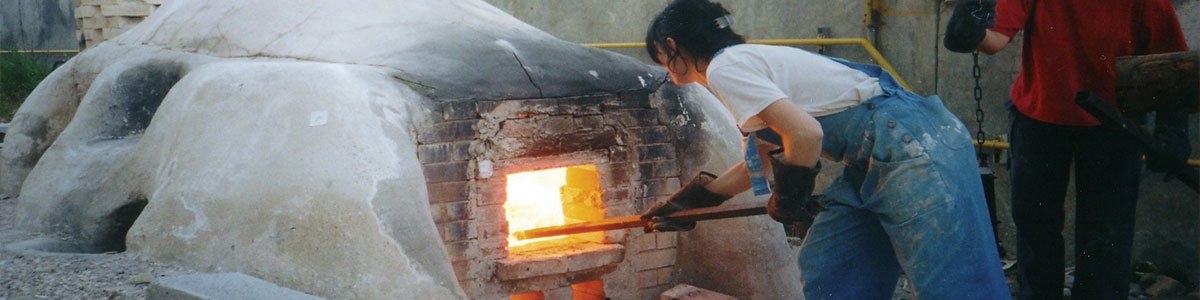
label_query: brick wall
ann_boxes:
[416,92,687,299]
[74,0,161,48]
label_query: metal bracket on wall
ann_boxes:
[816,28,832,55]
[864,0,882,28]
[864,0,882,47]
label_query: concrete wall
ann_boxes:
[0,0,77,51]
[483,0,1200,283]
[479,0,894,88]
[0,0,77,67]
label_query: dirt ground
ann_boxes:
[0,195,1194,300]
[0,198,192,300]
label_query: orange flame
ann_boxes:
[505,167,570,247]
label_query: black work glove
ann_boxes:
[640,172,731,232]
[943,0,996,53]
[767,157,822,224]
[1147,112,1192,176]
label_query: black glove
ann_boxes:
[943,0,996,53]
[767,157,821,224]
[1147,112,1191,176]
[640,172,731,232]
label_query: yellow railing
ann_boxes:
[0,50,80,55]
[974,139,1200,168]
[585,38,912,91]
[974,139,1010,150]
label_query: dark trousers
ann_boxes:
[1009,104,1142,300]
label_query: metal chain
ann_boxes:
[972,51,987,160]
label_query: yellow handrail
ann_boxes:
[585,38,912,91]
[0,50,80,55]
[974,139,1010,150]
[973,139,1200,168]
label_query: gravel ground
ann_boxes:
[0,196,1193,299]
[0,198,193,300]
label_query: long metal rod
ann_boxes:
[512,201,767,240]
[585,38,913,91]
[1076,92,1200,192]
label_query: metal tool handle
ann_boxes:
[512,201,768,240]
[1075,92,1200,193]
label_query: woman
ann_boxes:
[639,0,1010,298]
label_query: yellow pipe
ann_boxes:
[0,50,80,55]
[585,38,913,91]
[974,139,1010,150]
[973,139,1200,168]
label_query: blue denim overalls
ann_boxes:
[779,58,1010,299]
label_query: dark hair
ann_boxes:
[645,0,746,68]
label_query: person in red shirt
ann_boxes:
[945,0,1191,299]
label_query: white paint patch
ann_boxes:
[637,75,647,87]
[309,111,329,126]
[674,115,689,127]
[941,124,964,134]
[903,134,930,157]
[494,39,518,55]
[673,96,692,125]
[588,70,600,79]
[173,199,207,240]
[922,133,938,151]
[478,160,494,178]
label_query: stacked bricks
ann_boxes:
[74,0,162,48]
[636,232,680,299]
[415,91,687,300]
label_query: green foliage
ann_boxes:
[0,54,52,122]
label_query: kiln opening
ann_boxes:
[504,164,605,250]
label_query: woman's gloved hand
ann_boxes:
[640,172,730,232]
[944,0,997,53]
[767,157,821,224]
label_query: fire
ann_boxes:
[505,167,571,247]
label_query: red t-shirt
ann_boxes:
[992,0,1189,126]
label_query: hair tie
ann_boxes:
[714,15,733,29]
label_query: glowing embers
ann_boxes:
[511,280,606,300]
[504,165,603,248]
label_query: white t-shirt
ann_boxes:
[705,44,884,132]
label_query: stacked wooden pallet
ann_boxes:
[73,0,161,48]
